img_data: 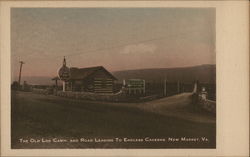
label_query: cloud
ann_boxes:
[120,43,157,55]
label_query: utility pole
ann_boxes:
[18,61,25,87]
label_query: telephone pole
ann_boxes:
[18,61,25,87]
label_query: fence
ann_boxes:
[54,89,126,102]
[144,81,194,97]
[30,80,216,105]
[32,88,52,95]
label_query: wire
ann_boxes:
[13,35,168,62]
[12,31,200,63]
[66,36,166,57]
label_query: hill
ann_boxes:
[13,64,216,85]
[113,64,216,84]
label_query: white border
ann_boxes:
[0,1,249,156]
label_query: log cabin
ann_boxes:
[67,66,117,93]
[52,66,117,93]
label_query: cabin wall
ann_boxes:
[66,69,115,93]
[92,69,114,93]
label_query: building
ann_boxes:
[66,66,117,93]
[53,58,117,93]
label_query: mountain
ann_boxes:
[13,64,216,85]
[113,64,216,84]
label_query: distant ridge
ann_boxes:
[12,76,54,85]
[13,64,216,85]
[113,64,216,84]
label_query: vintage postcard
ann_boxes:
[0,1,249,157]
[10,7,216,149]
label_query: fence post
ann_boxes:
[164,79,167,96]
[177,81,180,93]
[143,80,146,94]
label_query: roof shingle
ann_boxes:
[69,66,117,80]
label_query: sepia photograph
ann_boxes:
[1,1,249,156]
[10,7,217,149]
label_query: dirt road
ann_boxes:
[11,91,216,148]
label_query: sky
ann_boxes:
[11,8,215,78]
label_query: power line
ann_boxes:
[12,31,195,62]
[13,35,167,62]
[66,36,166,57]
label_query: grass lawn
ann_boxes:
[11,91,216,149]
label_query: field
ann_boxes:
[11,91,216,149]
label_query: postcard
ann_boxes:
[0,1,249,157]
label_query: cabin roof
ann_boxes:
[69,66,117,80]
[52,66,117,81]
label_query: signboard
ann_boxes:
[58,66,70,81]
[128,79,145,88]
[127,79,145,94]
